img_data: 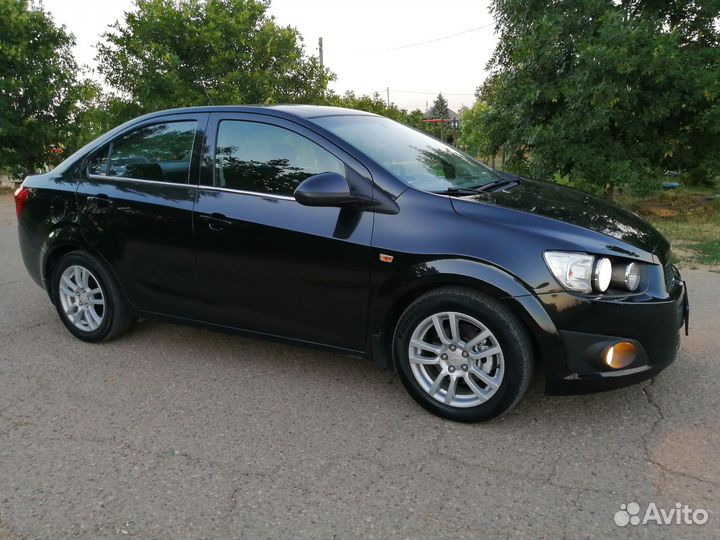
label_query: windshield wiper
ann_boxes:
[432,178,520,196]
[431,187,484,196]
[473,178,520,192]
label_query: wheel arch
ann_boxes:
[368,259,565,373]
[41,228,141,317]
[39,225,130,307]
[40,225,90,299]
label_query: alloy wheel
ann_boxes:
[408,311,505,408]
[58,265,106,332]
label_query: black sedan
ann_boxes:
[15,106,688,421]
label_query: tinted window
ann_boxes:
[313,115,498,192]
[215,121,345,196]
[88,145,110,175]
[102,121,197,183]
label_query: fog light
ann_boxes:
[604,342,636,369]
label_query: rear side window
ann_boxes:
[215,120,345,196]
[90,121,197,183]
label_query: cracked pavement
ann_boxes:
[0,193,718,539]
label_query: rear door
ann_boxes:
[77,112,208,316]
[193,112,374,350]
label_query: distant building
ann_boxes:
[423,108,461,130]
[423,108,461,122]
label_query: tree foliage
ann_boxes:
[459,101,491,158]
[0,0,88,177]
[476,0,720,197]
[96,0,333,114]
[324,91,424,127]
[429,92,450,119]
[62,83,145,153]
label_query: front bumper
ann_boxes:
[540,275,687,395]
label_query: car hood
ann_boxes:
[451,178,667,257]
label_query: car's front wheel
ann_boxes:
[393,287,533,422]
[51,251,136,342]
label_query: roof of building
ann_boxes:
[423,108,461,121]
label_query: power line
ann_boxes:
[390,89,476,96]
[360,24,493,53]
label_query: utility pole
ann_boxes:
[386,87,390,108]
[318,37,324,69]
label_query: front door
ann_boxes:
[77,113,208,316]
[193,113,373,351]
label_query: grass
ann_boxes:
[615,188,720,267]
[693,239,720,265]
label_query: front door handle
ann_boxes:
[199,213,232,231]
[87,194,112,208]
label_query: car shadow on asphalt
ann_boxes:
[122,317,660,429]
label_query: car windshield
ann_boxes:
[313,115,498,192]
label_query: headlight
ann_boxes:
[611,261,641,292]
[545,252,643,293]
[543,252,594,292]
[592,257,612,292]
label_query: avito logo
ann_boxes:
[614,502,709,527]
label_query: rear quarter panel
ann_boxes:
[18,172,82,290]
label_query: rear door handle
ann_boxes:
[86,194,112,208]
[199,213,232,231]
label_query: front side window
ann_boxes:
[88,144,109,175]
[215,121,346,196]
[313,115,498,192]
[92,121,197,183]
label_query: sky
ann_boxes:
[41,0,498,112]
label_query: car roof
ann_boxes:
[143,104,379,120]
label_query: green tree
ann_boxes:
[96,0,333,113]
[0,0,86,177]
[62,83,145,153]
[404,108,425,130]
[459,101,491,159]
[429,92,450,120]
[477,0,720,199]
[325,91,424,128]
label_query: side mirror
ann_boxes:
[294,172,361,208]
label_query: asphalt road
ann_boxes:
[0,193,718,540]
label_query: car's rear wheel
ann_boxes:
[393,287,533,422]
[52,251,136,342]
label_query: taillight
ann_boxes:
[14,186,29,218]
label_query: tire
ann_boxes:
[393,287,533,422]
[51,250,136,342]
